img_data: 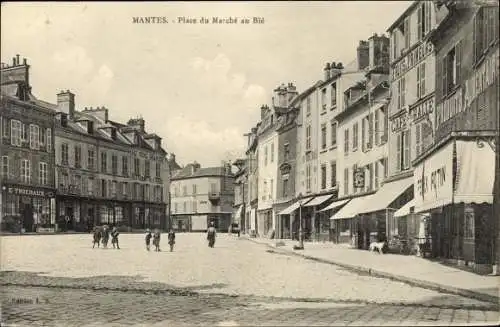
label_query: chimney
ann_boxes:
[369,33,390,70]
[357,40,370,71]
[324,62,331,80]
[127,117,145,132]
[1,55,30,88]
[260,105,267,119]
[329,61,343,77]
[57,90,75,119]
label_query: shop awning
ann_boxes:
[303,194,333,207]
[319,199,350,212]
[394,199,415,218]
[454,140,495,204]
[278,197,313,215]
[358,177,413,215]
[330,195,374,220]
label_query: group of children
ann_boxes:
[92,227,175,252]
[145,228,176,252]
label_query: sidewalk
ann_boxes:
[244,236,500,305]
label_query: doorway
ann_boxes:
[22,203,34,232]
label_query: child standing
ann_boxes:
[153,229,161,252]
[145,229,152,251]
[111,227,120,249]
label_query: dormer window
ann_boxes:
[110,128,117,140]
[60,113,68,127]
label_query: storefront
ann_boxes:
[1,184,56,233]
[302,194,334,241]
[330,195,372,247]
[414,137,495,274]
[319,199,350,242]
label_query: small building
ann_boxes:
[0,55,57,233]
[170,162,234,232]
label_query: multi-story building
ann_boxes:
[232,158,247,232]
[0,56,57,233]
[411,1,498,273]
[170,162,234,232]
[245,126,259,235]
[54,96,170,231]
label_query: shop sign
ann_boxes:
[409,97,434,123]
[390,111,408,133]
[414,142,454,212]
[392,41,434,80]
[436,87,463,127]
[1,184,55,198]
[464,47,499,109]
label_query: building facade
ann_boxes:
[245,126,259,236]
[412,1,499,273]
[54,98,169,232]
[0,56,57,233]
[170,162,234,232]
[232,158,247,233]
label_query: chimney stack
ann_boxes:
[260,104,267,119]
[324,62,331,80]
[357,40,370,71]
[57,90,76,119]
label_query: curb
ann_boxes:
[245,237,500,306]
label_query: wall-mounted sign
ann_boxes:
[353,169,365,188]
[392,41,434,81]
[409,97,434,123]
[2,184,55,198]
[436,87,463,127]
[414,141,454,212]
[464,47,499,109]
[390,111,408,133]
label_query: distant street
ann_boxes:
[1,233,498,326]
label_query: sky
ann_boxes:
[1,1,412,167]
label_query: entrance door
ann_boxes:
[65,207,74,231]
[23,203,34,232]
[88,207,95,230]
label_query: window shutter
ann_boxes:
[374,110,379,146]
[415,123,421,157]
[421,62,426,96]
[362,118,366,151]
[401,77,406,107]
[417,4,423,40]
[396,133,402,172]
[455,41,462,83]
[417,64,421,98]
[442,56,448,98]
[403,130,410,169]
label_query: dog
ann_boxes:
[369,241,386,254]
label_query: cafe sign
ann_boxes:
[464,47,499,109]
[409,97,434,123]
[390,110,408,133]
[436,87,463,127]
[414,141,454,212]
[392,41,434,81]
[2,184,55,198]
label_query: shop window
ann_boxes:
[339,219,350,235]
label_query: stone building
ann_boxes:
[0,55,57,233]
[53,97,170,231]
[413,1,499,273]
[244,126,259,235]
[170,162,234,232]
[232,158,247,233]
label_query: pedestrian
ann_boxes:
[92,226,101,248]
[167,228,176,252]
[153,229,161,252]
[111,226,120,249]
[101,225,110,248]
[145,229,152,251]
[207,222,216,248]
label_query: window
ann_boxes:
[144,184,150,201]
[210,183,217,194]
[270,179,273,199]
[306,125,312,150]
[122,156,128,176]
[331,120,337,146]
[417,62,426,99]
[73,145,81,168]
[283,178,289,197]
[111,155,118,175]
[353,164,358,194]
[368,163,373,191]
[1,156,8,177]
[321,164,327,190]
[321,123,327,149]
[39,162,48,185]
[284,143,290,161]
[397,130,411,171]
[134,158,140,176]
[374,110,380,146]
[46,128,52,153]
[352,123,358,151]
[383,157,388,179]
[88,177,94,195]
[2,118,9,138]
[10,120,22,146]
[306,164,311,191]
[344,168,349,195]
[115,206,123,224]
[264,145,268,165]
[156,162,161,177]
[101,152,107,173]
[145,160,150,177]
[391,30,398,61]
[29,124,40,150]
[417,2,431,41]
[306,97,311,116]
[442,41,462,97]
[192,184,197,195]
[112,181,117,197]
[321,88,327,110]
[330,161,337,187]
[88,149,95,170]
[404,17,410,50]
[183,185,187,195]
[344,129,349,156]
[374,161,379,189]
[39,126,45,146]
[270,142,274,163]
[174,203,178,213]
[21,124,28,142]
[21,159,31,183]
[122,182,128,196]
[61,143,69,165]
[397,77,406,109]
[193,200,197,212]
[331,83,337,108]
[368,113,374,149]
[183,201,187,213]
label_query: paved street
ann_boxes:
[1,233,499,326]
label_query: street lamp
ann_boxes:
[295,193,305,250]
